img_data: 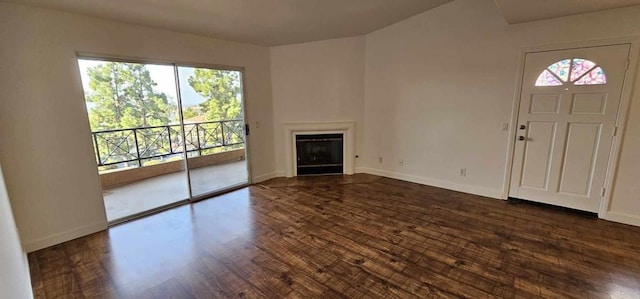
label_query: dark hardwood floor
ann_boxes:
[29,174,640,298]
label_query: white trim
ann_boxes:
[23,221,107,253]
[502,36,640,219]
[283,121,356,177]
[76,52,245,72]
[252,172,279,183]
[600,38,640,218]
[354,167,369,174]
[517,36,640,55]
[238,69,253,186]
[357,167,503,199]
[501,47,528,200]
[603,212,640,227]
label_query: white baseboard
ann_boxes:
[252,172,283,183]
[23,221,107,253]
[356,167,503,199]
[354,167,369,174]
[603,212,640,227]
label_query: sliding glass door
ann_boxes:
[78,59,189,222]
[78,58,250,222]
[176,66,249,198]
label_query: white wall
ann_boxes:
[363,0,514,198]
[3,0,640,255]
[0,3,274,251]
[270,37,365,175]
[0,164,34,299]
[363,0,640,222]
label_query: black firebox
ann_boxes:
[295,134,344,175]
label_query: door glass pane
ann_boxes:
[177,66,249,197]
[78,59,189,222]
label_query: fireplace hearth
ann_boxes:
[296,133,343,175]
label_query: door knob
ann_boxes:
[518,136,526,141]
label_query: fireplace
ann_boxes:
[296,134,343,175]
[282,121,355,177]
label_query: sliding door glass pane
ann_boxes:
[78,59,189,221]
[176,66,249,197]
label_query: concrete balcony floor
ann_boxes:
[103,160,248,222]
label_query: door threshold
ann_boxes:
[189,182,250,202]
[108,198,190,226]
[507,197,597,218]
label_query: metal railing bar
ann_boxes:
[138,130,169,158]
[167,126,172,155]
[93,133,102,166]
[195,123,202,156]
[97,131,135,164]
[132,128,142,167]
[92,120,245,167]
[91,119,242,134]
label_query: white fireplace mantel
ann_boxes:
[283,121,356,177]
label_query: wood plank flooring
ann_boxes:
[29,174,640,298]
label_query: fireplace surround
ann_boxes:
[283,121,355,177]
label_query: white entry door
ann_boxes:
[509,44,630,212]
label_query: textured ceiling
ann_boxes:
[494,0,640,24]
[1,0,452,46]
[4,0,640,45]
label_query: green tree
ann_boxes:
[84,62,171,130]
[84,62,174,171]
[123,64,171,127]
[182,106,200,120]
[85,62,131,130]
[188,69,242,121]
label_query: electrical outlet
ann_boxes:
[255,121,260,129]
[378,157,383,163]
[399,159,404,167]
[460,168,467,176]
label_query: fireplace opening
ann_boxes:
[296,133,343,175]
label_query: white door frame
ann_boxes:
[76,52,254,220]
[502,36,640,220]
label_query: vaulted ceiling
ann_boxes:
[495,0,640,24]
[1,0,452,46]
[3,0,640,46]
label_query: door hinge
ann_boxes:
[245,124,250,136]
[613,126,618,137]
[601,188,606,197]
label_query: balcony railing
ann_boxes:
[91,120,245,168]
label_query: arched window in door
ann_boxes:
[535,58,607,86]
